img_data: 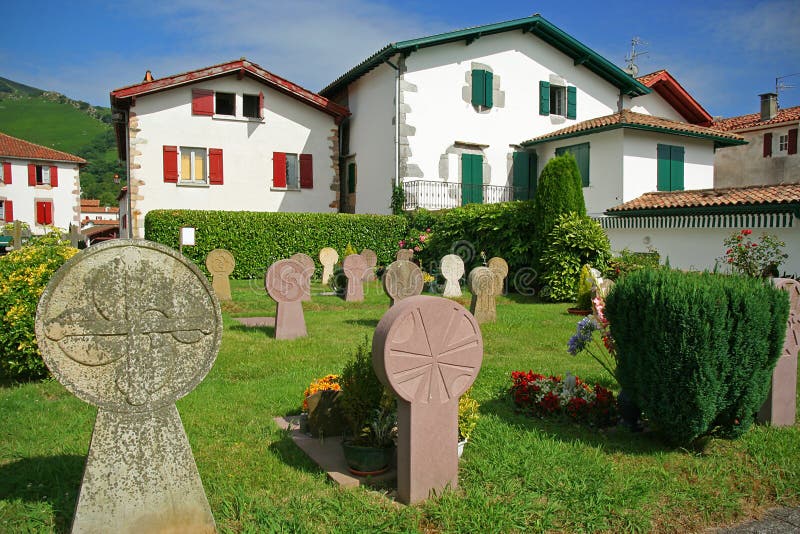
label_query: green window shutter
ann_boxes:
[347,162,356,193]
[566,86,577,119]
[461,153,473,205]
[657,144,671,191]
[513,152,530,199]
[556,143,590,186]
[472,155,483,204]
[670,146,684,191]
[472,69,486,106]
[528,152,538,199]
[539,81,550,115]
[484,71,493,108]
[461,154,483,205]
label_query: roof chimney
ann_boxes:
[143,70,154,82]
[759,93,777,121]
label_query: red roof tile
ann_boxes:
[636,70,712,126]
[607,183,800,213]
[636,70,667,86]
[0,132,86,164]
[521,109,744,146]
[713,105,800,132]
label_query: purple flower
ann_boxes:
[567,317,598,355]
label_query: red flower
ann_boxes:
[742,229,752,235]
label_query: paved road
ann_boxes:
[717,508,800,533]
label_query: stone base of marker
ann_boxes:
[275,301,307,340]
[758,351,797,426]
[73,406,215,533]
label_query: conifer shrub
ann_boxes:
[605,269,789,446]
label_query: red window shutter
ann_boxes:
[2,162,11,184]
[209,148,224,185]
[163,146,178,183]
[763,132,772,157]
[259,91,264,119]
[192,89,214,116]
[45,202,53,225]
[50,166,58,187]
[4,200,12,222]
[789,128,798,155]
[36,201,45,224]
[273,152,287,188]
[28,164,36,186]
[299,154,313,189]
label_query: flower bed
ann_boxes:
[510,371,617,427]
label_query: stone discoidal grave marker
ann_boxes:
[396,249,414,262]
[383,260,424,306]
[319,247,339,285]
[290,253,316,302]
[206,248,236,301]
[35,239,221,534]
[469,266,498,323]
[342,254,368,302]
[758,277,799,426]
[487,257,508,295]
[440,254,465,298]
[372,295,483,504]
[360,248,378,282]
[265,259,308,340]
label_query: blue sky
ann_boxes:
[1,0,798,118]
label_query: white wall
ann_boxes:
[344,64,397,214]
[627,92,686,122]
[129,74,338,237]
[0,158,81,233]
[607,223,800,276]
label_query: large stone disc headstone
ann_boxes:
[383,260,424,306]
[342,254,368,302]
[758,277,799,426]
[487,257,508,295]
[440,254,465,298]
[319,248,339,285]
[396,249,414,262]
[373,295,483,504]
[35,239,221,534]
[360,248,378,282]
[265,259,308,340]
[290,253,315,302]
[206,248,235,301]
[469,266,498,323]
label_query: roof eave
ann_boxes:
[521,122,747,147]
[605,202,800,217]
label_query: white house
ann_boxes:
[110,59,350,239]
[0,132,84,233]
[319,15,744,216]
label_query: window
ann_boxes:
[215,92,235,116]
[555,143,590,186]
[243,93,261,118]
[471,69,493,108]
[27,164,58,187]
[763,133,773,157]
[0,199,10,222]
[539,81,576,119]
[273,152,313,189]
[162,145,223,185]
[779,134,789,152]
[512,152,538,200]
[36,200,53,225]
[37,166,50,185]
[461,153,483,205]
[180,147,207,184]
[657,144,685,192]
[0,162,9,184]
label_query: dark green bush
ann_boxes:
[145,210,408,279]
[605,269,789,446]
[416,201,538,292]
[531,153,586,263]
[540,213,610,302]
[0,232,78,381]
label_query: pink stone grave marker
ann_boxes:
[265,259,308,340]
[360,248,378,282]
[396,249,414,262]
[290,253,315,301]
[383,259,424,306]
[342,254,368,302]
[372,295,483,504]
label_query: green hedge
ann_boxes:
[145,210,408,279]
[605,269,789,446]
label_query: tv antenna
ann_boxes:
[776,72,800,107]
[624,37,648,77]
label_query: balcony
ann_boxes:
[402,180,519,211]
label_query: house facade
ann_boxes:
[0,132,84,233]
[713,94,800,188]
[320,15,742,216]
[110,60,349,239]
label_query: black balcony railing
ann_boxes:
[402,180,518,211]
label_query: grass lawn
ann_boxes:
[1,280,798,533]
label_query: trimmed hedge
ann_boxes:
[145,210,408,279]
[605,269,789,446]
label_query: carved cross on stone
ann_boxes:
[373,295,483,504]
[360,248,378,282]
[487,257,508,295]
[265,259,308,340]
[383,259,424,306]
[290,253,316,301]
[35,240,221,533]
[319,248,339,285]
[206,249,236,301]
[440,254,465,298]
[342,254,368,302]
[469,266,498,323]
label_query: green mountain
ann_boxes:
[0,78,123,206]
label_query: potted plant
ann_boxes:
[458,387,479,457]
[338,337,396,475]
[568,264,594,315]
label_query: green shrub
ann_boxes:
[417,201,537,291]
[575,264,593,310]
[0,232,78,381]
[531,153,586,264]
[540,214,610,302]
[606,248,661,280]
[605,269,789,446]
[145,210,408,279]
